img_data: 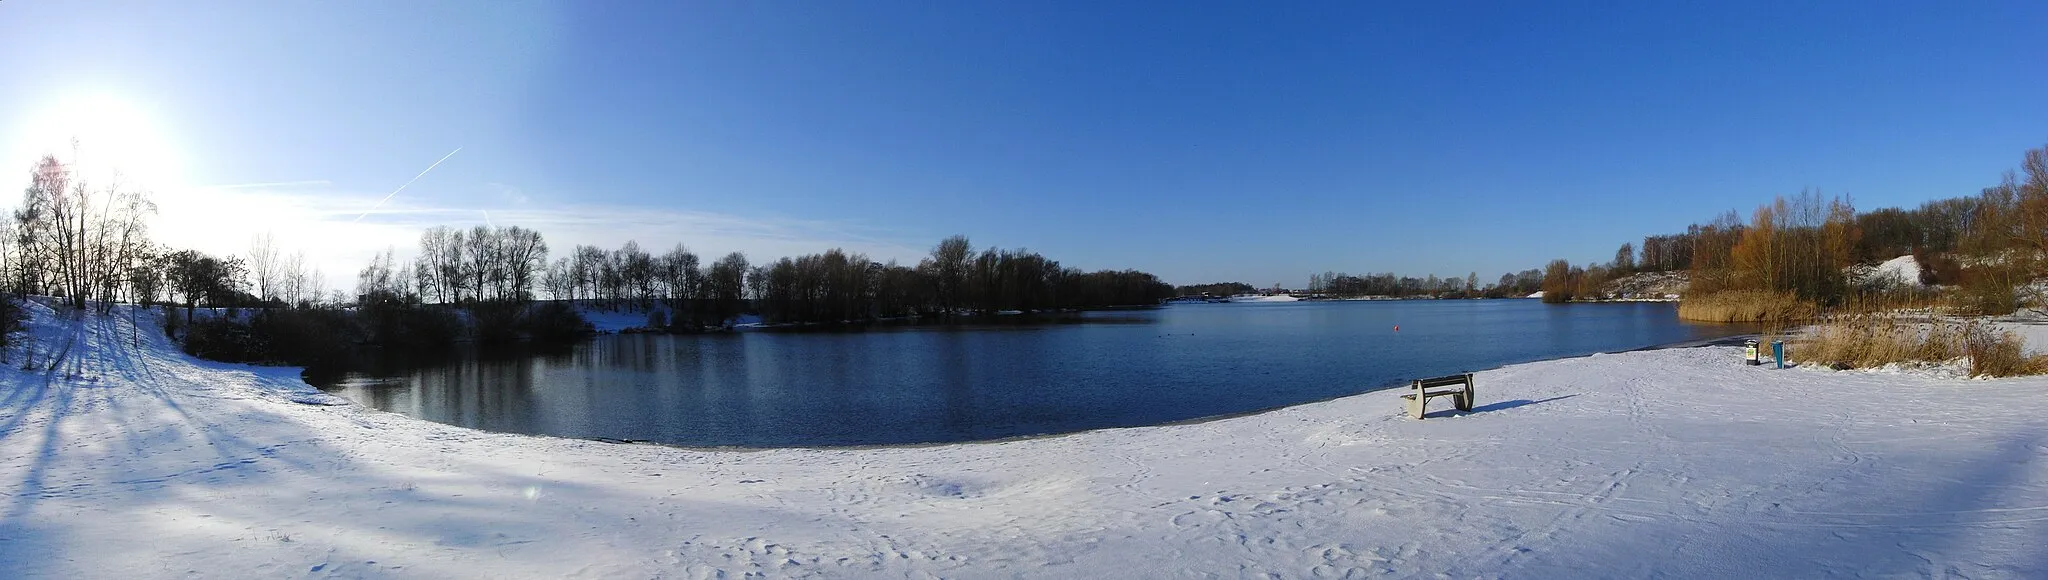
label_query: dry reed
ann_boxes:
[1793,315,2048,377]
[1677,290,1817,323]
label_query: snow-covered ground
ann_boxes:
[575,304,660,333]
[1600,270,1689,300]
[8,302,2048,578]
[1850,255,1928,289]
[572,303,764,333]
[1228,294,1299,303]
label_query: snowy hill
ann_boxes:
[7,302,2048,577]
[1848,254,1928,289]
[1591,259,1930,300]
[1600,270,1689,299]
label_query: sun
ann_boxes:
[9,92,186,192]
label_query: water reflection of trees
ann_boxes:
[411,351,538,434]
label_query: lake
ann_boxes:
[309,300,1753,447]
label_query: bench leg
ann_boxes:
[1457,385,1474,412]
[1408,394,1425,419]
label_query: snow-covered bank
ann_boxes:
[7,304,2048,578]
[1849,254,1928,289]
[573,304,765,334]
[1601,270,1689,299]
[1227,294,1299,303]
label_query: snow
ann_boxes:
[570,303,763,333]
[1850,254,1926,289]
[1995,311,2048,356]
[9,302,2048,577]
[574,304,654,333]
[1229,294,1299,303]
[1526,291,1544,299]
[1600,270,1689,299]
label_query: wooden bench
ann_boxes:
[1400,373,1474,419]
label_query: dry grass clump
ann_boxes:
[1837,290,1944,316]
[1963,325,2045,377]
[1677,290,1817,323]
[1794,315,2048,377]
[1796,316,1957,368]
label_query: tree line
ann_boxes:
[3,149,1179,363]
[1535,242,1647,303]
[1177,270,1548,301]
[1173,282,1255,297]
[1173,268,1551,301]
[4,155,155,311]
[1529,143,2048,318]
[2,156,268,325]
[350,229,1173,328]
[1306,271,1489,298]
[526,241,752,328]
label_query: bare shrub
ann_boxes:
[1950,266,2021,316]
[1913,250,1962,285]
[1964,325,2047,377]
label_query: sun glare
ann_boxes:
[10,92,186,192]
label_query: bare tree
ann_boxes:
[919,235,971,315]
[573,245,606,302]
[165,250,245,322]
[12,155,156,310]
[415,226,463,304]
[279,251,307,306]
[97,180,155,309]
[309,268,328,308]
[499,226,547,301]
[656,244,700,324]
[541,257,575,301]
[1613,242,1635,275]
[706,252,749,325]
[1540,259,1574,303]
[462,226,496,303]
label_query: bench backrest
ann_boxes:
[1413,373,1472,389]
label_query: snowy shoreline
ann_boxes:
[8,303,2048,578]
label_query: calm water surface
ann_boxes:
[311,300,1752,447]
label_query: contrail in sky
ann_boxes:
[353,147,462,222]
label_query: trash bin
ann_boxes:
[1744,339,1761,366]
[1773,340,1785,369]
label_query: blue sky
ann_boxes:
[2,1,2044,288]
